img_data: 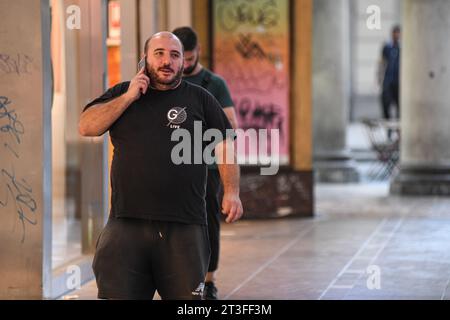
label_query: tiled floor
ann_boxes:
[65,182,450,300]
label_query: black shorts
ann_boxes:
[206,169,222,272]
[92,216,210,300]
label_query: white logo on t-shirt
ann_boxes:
[167,107,187,128]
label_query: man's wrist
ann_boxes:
[120,92,135,108]
[223,189,240,197]
[122,91,133,102]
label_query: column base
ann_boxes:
[314,152,360,183]
[390,166,450,195]
[238,167,314,218]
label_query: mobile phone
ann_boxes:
[138,55,147,75]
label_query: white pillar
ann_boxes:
[313,0,359,182]
[167,0,192,31]
[391,0,450,195]
[139,0,159,45]
[119,0,139,80]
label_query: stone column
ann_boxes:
[0,0,52,299]
[391,0,450,195]
[313,0,359,182]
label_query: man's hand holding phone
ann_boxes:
[125,67,150,102]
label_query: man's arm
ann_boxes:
[78,68,149,136]
[215,138,243,223]
[223,106,239,129]
[78,94,134,136]
[377,58,387,87]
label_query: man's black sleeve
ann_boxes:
[202,89,236,141]
[214,76,234,109]
[83,81,130,112]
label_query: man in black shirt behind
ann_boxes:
[78,31,243,300]
[173,26,238,300]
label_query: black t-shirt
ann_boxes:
[83,80,233,225]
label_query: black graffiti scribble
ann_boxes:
[0,167,37,243]
[0,96,36,243]
[235,34,267,60]
[235,97,285,154]
[234,33,284,67]
[0,96,24,157]
[237,98,284,131]
[217,0,280,33]
[215,34,287,94]
[0,53,33,76]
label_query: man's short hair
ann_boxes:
[392,25,401,33]
[143,32,183,55]
[172,26,198,51]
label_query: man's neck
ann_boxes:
[150,79,182,91]
[184,63,204,77]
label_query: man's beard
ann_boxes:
[183,55,199,75]
[148,64,184,88]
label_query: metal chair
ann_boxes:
[362,119,400,180]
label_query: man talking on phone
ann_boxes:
[78,31,243,300]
